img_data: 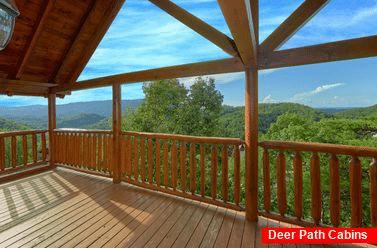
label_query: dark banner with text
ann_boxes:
[262,228,377,244]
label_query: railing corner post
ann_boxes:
[48,93,56,168]
[245,67,258,222]
[112,84,122,184]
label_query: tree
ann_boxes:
[123,79,187,133]
[123,77,223,137]
[176,77,223,136]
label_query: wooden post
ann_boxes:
[48,94,56,167]
[245,67,258,221]
[112,84,122,184]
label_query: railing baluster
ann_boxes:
[32,134,37,163]
[127,138,132,179]
[263,148,270,212]
[123,137,129,179]
[200,144,205,197]
[310,153,321,225]
[234,145,240,206]
[148,139,153,185]
[189,143,196,194]
[89,134,93,169]
[108,134,114,173]
[23,135,28,166]
[329,153,340,227]
[0,137,4,171]
[180,142,186,193]
[12,135,16,168]
[276,151,287,216]
[164,141,169,188]
[172,141,178,190]
[293,152,303,220]
[78,133,83,168]
[133,137,139,181]
[140,138,146,183]
[349,156,362,227]
[120,136,126,178]
[103,135,108,172]
[41,132,46,162]
[156,139,161,187]
[371,158,377,227]
[66,133,70,164]
[222,144,228,202]
[211,144,218,200]
[93,134,97,170]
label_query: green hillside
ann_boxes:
[0,117,30,131]
[334,104,377,119]
[57,113,106,128]
[217,103,332,138]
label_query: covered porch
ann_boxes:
[1,0,377,247]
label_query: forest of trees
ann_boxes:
[2,77,377,226]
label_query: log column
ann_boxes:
[48,94,56,167]
[113,84,122,183]
[245,67,258,221]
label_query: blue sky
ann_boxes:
[1,0,377,107]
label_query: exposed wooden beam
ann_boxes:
[217,0,258,67]
[259,35,377,69]
[52,57,244,93]
[260,0,329,54]
[14,0,56,79]
[149,0,239,57]
[0,79,57,87]
[54,0,126,86]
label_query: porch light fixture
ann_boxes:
[0,0,19,50]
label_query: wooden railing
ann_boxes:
[0,130,48,174]
[121,131,245,210]
[53,130,114,175]
[259,140,377,228]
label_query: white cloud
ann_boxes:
[262,83,345,105]
[288,83,344,103]
[261,95,275,103]
[178,72,243,87]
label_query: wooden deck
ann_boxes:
[0,167,372,248]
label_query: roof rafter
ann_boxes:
[217,0,258,67]
[259,35,377,69]
[13,0,56,79]
[149,0,239,57]
[54,0,127,86]
[260,0,329,55]
[52,57,244,93]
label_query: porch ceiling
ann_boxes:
[0,0,376,97]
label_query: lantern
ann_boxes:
[0,0,19,50]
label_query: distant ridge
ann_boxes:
[317,107,355,114]
[0,99,143,118]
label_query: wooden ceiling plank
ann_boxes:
[14,0,56,79]
[259,35,377,69]
[52,0,106,85]
[149,0,239,57]
[217,0,258,67]
[52,57,244,93]
[0,79,57,87]
[260,0,329,55]
[57,0,126,86]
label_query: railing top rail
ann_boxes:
[0,129,48,137]
[260,140,377,158]
[53,129,112,135]
[123,131,245,145]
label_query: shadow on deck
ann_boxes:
[0,167,372,248]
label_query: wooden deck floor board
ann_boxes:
[0,167,373,248]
